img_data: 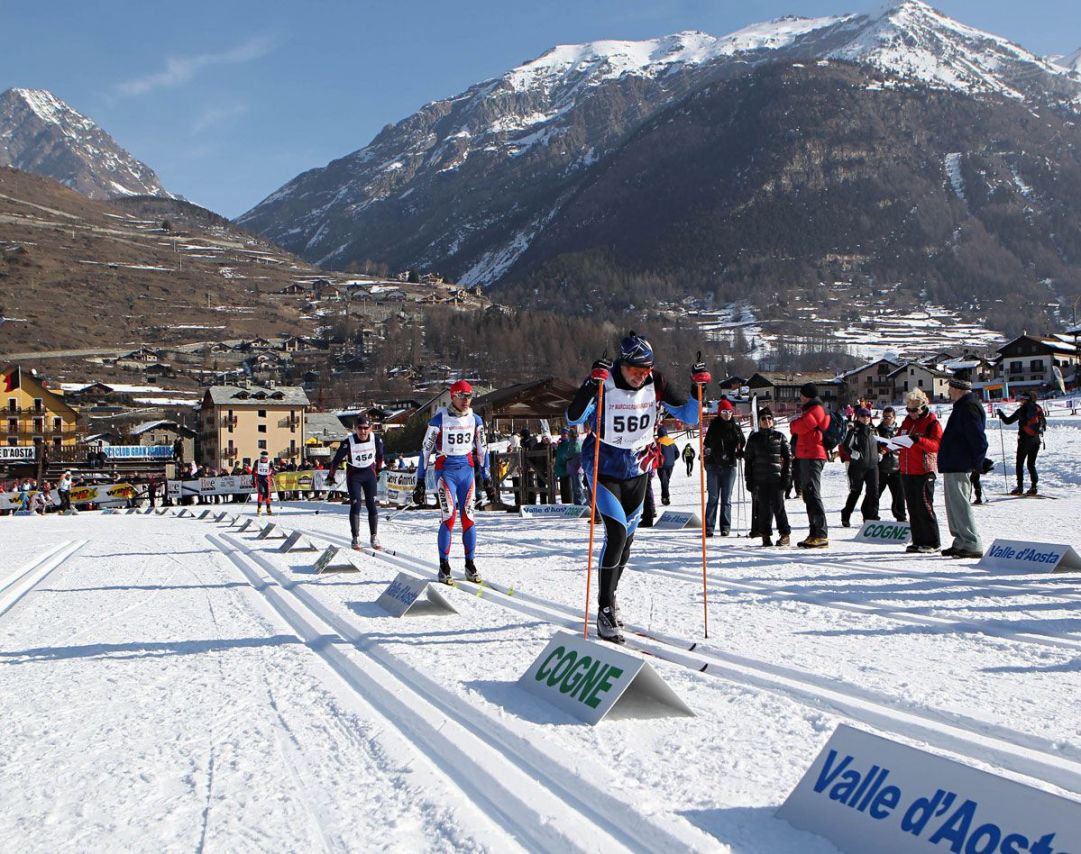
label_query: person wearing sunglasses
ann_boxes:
[413,379,491,584]
[897,388,943,554]
[326,415,384,550]
[566,331,710,644]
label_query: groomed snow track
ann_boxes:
[275,518,1081,798]
[0,540,87,618]
[207,531,716,853]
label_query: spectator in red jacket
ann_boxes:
[897,389,943,553]
[790,383,830,548]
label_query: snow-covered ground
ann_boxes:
[3,417,1081,851]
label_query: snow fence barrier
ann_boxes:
[519,630,694,725]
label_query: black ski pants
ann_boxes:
[796,459,827,539]
[1015,437,1040,489]
[843,467,879,521]
[657,465,673,503]
[347,467,379,540]
[591,472,649,611]
[753,483,790,537]
[878,469,906,520]
[902,473,940,548]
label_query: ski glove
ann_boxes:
[591,357,613,383]
[325,473,337,486]
[691,362,711,385]
[412,483,425,506]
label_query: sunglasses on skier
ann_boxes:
[453,391,473,399]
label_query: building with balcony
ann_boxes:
[2,364,79,452]
[837,359,900,406]
[994,335,1080,392]
[198,382,309,469]
[887,362,953,402]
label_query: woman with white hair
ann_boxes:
[897,389,942,553]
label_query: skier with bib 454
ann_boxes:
[413,380,491,584]
[326,415,384,551]
[566,332,710,644]
[254,450,276,516]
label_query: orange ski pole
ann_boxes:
[583,379,605,639]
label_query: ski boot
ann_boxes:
[1026,485,1038,496]
[1009,486,1024,496]
[256,505,262,516]
[610,593,624,628]
[597,607,625,644]
[266,506,273,516]
[369,536,381,551]
[437,559,452,585]
[464,560,481,583]
[351,537,361,552]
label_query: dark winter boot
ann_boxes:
[1026,485,1038,496]
[464,560,481,583]
[761,536,773,547]
[437,559,452,584]
[597,607,624,644]
[1009,486,1024,496]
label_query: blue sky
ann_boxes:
[3,1,1078,218]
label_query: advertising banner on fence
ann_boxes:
[778,724,1080,853]
[166,471,348,499]
[0,482,138,511]
[104,445,173,460]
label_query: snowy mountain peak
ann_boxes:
[0,87,172,201]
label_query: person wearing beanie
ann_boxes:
[790,384,830,547]
[875,406,907,522]
[656,425,679,505]
[938,376,987,558]
[326,415,385,550]
[254,450,276,516]
[898,388,942,554]
[744,407,792,546]
[838,406,880,527]
[414,379,491,584]
[565,331,709,643]
[997,389,1046,495]
[703,396,745,536]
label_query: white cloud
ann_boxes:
[114,36,274,97]
[192,103,249,134]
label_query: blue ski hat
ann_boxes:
[619,331,654,367]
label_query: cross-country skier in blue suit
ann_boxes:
[413,379,491,584]
[566,332,710,643]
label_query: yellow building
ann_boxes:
[199,382,309,468]
[2,365,79,451]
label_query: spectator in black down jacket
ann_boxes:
[744,407,791,547]
[838,407,880,527]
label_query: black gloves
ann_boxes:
[412,483,426,506]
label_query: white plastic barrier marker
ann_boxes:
[102,508,119,515]
[177,509,192,518]
[778,724,1081,853]
[376,572,458,617]
[155,508,169,515]
[652,511,702,531]
[125,508,140,515]
[143,507,155,515]
[279,532,318,553]
[977,539,1081,574]
[519,505,590,519]
[854,520,911,546]
[314,547,359,574]
[257,523,288,540]
[235,519,255,532]
[197,509,212,520]
[519,631,695,725]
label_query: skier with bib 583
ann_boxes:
[567,332,709,643]
[413,380,491,584]
[326,415,384,551]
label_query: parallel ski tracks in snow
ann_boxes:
[206,531,714,853]
[280,519,1081,797]
[0,539,86,619]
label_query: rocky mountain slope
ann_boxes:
[0,88,171,200]
[237,0,1081,314]
[0,167,313,352]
